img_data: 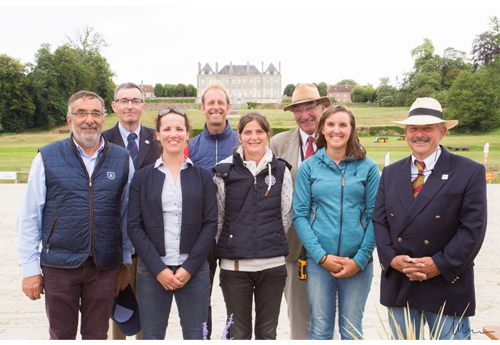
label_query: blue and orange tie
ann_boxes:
[412,160,425,198]
[127,133,139,170]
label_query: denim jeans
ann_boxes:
[388,307,471,340]
[219,265,287,339]
[136,259,210,340]
[306,258,373,340]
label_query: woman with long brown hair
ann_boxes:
[293,105,380,339]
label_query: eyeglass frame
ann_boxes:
[115,98,144,106]
[292,102,322,116]
[158,107,187,117]
[69,111,104,119]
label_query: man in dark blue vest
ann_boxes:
[16,90,135,339]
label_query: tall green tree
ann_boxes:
[315,82,328,96]
[154,83,164,97]
[0,55,36,132]
[283,83,296,97]
[471,16,500,72]
[447,60,500,132]
[185,84,197,97]
[64,25,110,61]
[376,77,397,107]
[176,83,186,97]
[350,86,367,103]
[163,84,177,97]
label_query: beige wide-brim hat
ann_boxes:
[392,97,458,129]
[283,83,331,111]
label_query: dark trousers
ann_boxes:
[42,259,119,339]
[219,264,287,340]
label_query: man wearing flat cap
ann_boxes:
[372,97,487,339]
[271,83,330,339]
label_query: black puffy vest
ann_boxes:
[214,151,289,260]
[39,136,129,269]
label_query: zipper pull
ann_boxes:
[46,244,50,254]
[341,177,345,187]
[313,209,317,220]
[89,179,92,187]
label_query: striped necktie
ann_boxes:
[412,160,425,198]
[305,136,315,159]
[127,133,139,170]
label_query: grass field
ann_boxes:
[1,106,499,183]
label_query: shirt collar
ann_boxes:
[411,146,442,171]
[72,136,105,158]
[118,122,141,139]
[154,156,193,169]
[299,128,314,146]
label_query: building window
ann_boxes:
[238,79,241,85]
[257,79,261,86]
[274,88,277,97]
[243,79,246,86]
[232,79,236,86]
[266,79,270,86]
[225,79,229,87]
[337,93,340,98]
[257,89,261,97]
[232,90,236,97]
[274,79,277,86]
[250,90,253,97]
[250,79,253,86]
[266,89,270,97]
[201,79,205,86]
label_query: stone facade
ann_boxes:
[196,62,282,107]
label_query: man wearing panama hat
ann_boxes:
[271,83,330,339]
[372,97,487,339]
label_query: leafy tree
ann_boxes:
[29,44,72,129]
[364,86,376,103]
[154,83,164,97]
[163,84,177,97]
[316,82,328,96]
[376,77,397,106]
[447,60,500,132]
[283,83,296,97]
[0,55,35,132]
[336,79,357,86]
[85,53,115,112]
[350,86,367,103]
[185,84,197,97]
[176,83,186,97]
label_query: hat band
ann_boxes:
[292,97,316,104]
[409,107,443,119]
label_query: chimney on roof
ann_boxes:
[198,62,201,74]
[247,61,249,74]
[230,62,233,74]
[216,62,218,74]
[262,62,264,73]
[279,61,281,74]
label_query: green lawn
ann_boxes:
[1,106,499,183]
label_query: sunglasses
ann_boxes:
[158,107,186,117]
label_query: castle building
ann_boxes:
[196,62,282,106]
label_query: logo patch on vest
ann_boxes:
[265,175,276,186]
[107,172,116,180]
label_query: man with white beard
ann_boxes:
[16,90,135,339]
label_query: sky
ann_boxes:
[1,0,499,89]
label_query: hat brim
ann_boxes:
[392,115,458,129]
[283,96,331,111]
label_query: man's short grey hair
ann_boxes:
[67,90,105,116]
[114,82,145,102]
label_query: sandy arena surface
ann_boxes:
[1,183,498,340]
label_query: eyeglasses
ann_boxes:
[116,98,143,106]
[70,111,103,119]
[158,107,186,117]
[292,103,321,115]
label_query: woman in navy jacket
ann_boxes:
[128,107,217,339]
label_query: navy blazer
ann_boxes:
[127,163,218,277]
[372,146,487,316]
[102,123,160,170]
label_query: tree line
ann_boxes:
[153,83,197,98]
[282,16,500,133]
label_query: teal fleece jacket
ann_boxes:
[292,148,380,270]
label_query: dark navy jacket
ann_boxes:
[39,136,130,269]
[214,151,289,260]
[187,120,239,171]
[127,162,218,276]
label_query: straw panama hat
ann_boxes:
[393,97,458,129]
[283,83,331,111]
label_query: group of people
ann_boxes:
[16,81,487,340]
